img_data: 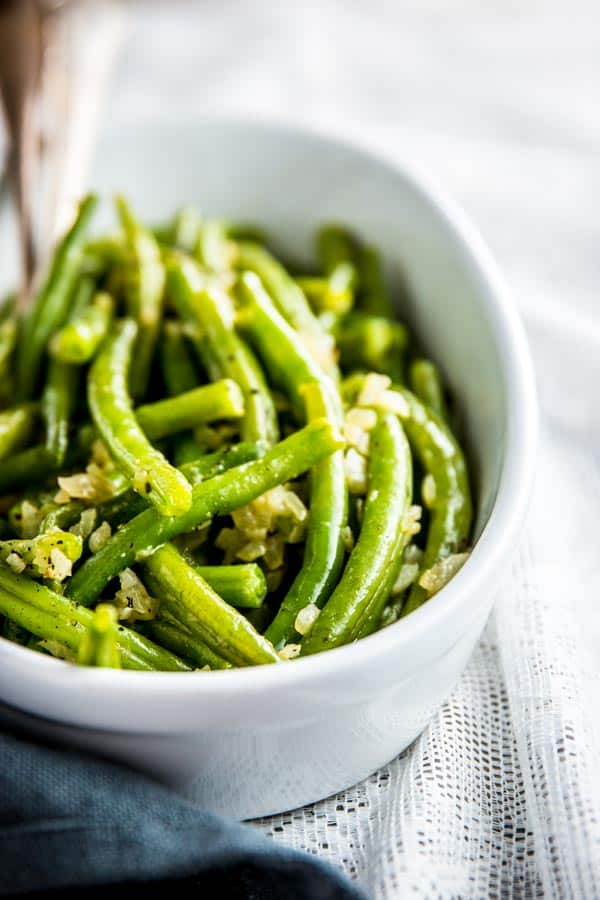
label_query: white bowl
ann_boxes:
[0,119,537,819]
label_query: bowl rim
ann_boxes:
[0,116,538,704]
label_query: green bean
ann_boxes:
[17,194,98,400]
[116,195,165,399]
[160,320,199,395]
[194,564,267,609]
[195,219,233,271]
[42,358,78,466]
[409,358,449,422]
[88,318,192,516]
[0,315,17,400]
[50,292,114,365]
[316,225,358,315]
[236,272,348,647]
[148,616,231,670]
[171,207,202,252]
[393,387,472,617]
[0,563,190,671]
[92,441,265,531]
[357,244,393,318]
[173,434,204,466]
[234,242,338,379]
[0,446,62,496]
[334,311,407,382]
[142,543,279,666]
[135,379,244,441]
[167,254,278,444]
[302,413,412,654]
[3,617,30,646]
[65,418,342,605]
[0,404,37,461]
[39,501,87,533]
[234,242,319,336]
[77,603,121,668]
[224,222,267,244]
[0,530,82,578]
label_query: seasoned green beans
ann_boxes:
[65,418,342,605]
[302,413,412,653]
[16,194,98,400]
[142,544,279,666]
[88,319,192,516]
[168,255,279,445]
[236,272,348,647]
[1,197,473,671]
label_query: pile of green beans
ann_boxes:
[0,198,473,671]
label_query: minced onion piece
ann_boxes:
[422,473,437,509]
[344,447,368,495]
[113,568,159,622]
[294,603,321,636]
[88,520,112,554]
[5,551,25,574]
[419,553,470,596]
[279,643,301,660]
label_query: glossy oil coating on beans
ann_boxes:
[0,563,190,671]
[135,379,244,441]
[142,544,279,667]
[0,197,474,672]
[409,358,449,422]
[50,291,114,365]
[65,418,342,606]
[116,195,166,399]
[88,318,192,516]
[168,255,279,445]
[395,387,472,616]
[235,272,349,647]
[302,413,412,654]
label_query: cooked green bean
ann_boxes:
[334,311,407,382]
[0,563,190,671]
[0,315,17,400]
[302,413,412,653]
[148,615,231,670]
[65,418,342,605]
[91,441,264,531]
[195,219,233,271]
[168,254,278,444]
[394,387,472,617]
[236,272,347,646]
[88,318,192,516]
[142,543,279,666]
[357,244,393,318]
[0,404,37,461]
[42,358,77,466]
[135,379,244,441]
[2,199,474,670]
[171,207,202,252]
[0,446,63,496]
[116,195,165,399]
[77,603,121,668]
[194,564,267,609]
[234,242,338,379]
[17,194,98,400]
[160,320,199,395]
[409,358,449,422]
[50,292,114,365]
[316,224,358,315]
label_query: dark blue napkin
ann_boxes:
[0,722,367,898]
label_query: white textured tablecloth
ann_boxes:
[48,2,600,895]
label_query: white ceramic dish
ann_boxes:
[0,119,537,819]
